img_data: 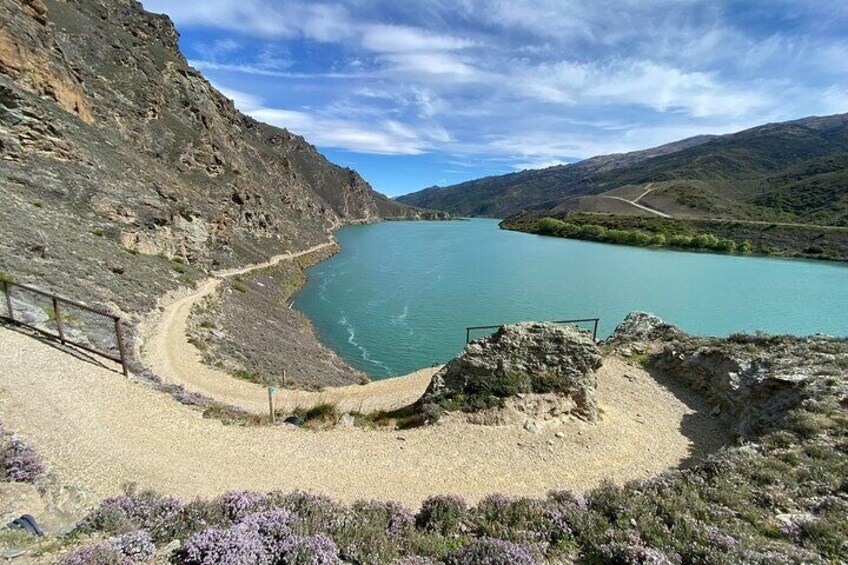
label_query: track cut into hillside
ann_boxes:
[0,326,729,512]
[142,241,435,414]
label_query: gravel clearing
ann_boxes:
[0,326,729,515]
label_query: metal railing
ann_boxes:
[1,280,128,375]
[466,317,600,344]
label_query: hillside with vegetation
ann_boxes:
[396,136,715,217]
[398,114,848,228]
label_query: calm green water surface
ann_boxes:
[294,219,848,379]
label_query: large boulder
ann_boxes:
[419,323,603,423]
[605,312,683,344]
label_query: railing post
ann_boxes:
[3,280,13,321]
[52,297,65,344]
[114,317,129,377]
[593,319,599,341]
[466,328,470,344]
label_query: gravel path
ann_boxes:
[141,241,433,414]
[0,327,729,511]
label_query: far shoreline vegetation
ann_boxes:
[501,213,848,262]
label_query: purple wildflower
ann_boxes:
[60,530,154,564]
[448,538,539,565]
[83,494,182,532]
[171,523,269,565]
[59,545,126,565]
[217,491,269,521]
[242,510,294,555]
[281,534,340,565]
[2,434,45,483]
[108,531,156,562]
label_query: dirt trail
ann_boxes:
[142,242,435,414]
[0,327,729,510]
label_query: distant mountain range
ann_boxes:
[398,114,848,227]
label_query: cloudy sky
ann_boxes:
[141,0,847,196]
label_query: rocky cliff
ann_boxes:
[0,0,436,315]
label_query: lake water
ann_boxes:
[294,219,848,379]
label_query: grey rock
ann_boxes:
[336,413,355,429]
[523,420,542,433]
[605,312,683,344]
[420,323,603,422]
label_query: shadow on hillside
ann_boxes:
[0,321,123,376]
[643,363,733,469]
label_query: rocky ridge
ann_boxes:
[0,0,439,318]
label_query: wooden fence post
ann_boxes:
[114,317,129,376]
[52,297,65,344]
[3,280,13,321]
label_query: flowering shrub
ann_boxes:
[80,493,182,534]
[60,545,125,565]
[416,495,468,536]
[60,530,155,564]
[447,537,538,565]
[1,433,45,483]
[282,534,340,565]
[171,524,268,565]
[110,531,157,562]
[216,490,269,521]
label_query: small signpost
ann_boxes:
[268,387,277,423]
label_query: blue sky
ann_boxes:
[140,0,848,196]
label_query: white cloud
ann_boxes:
[145,0,848,173]
[360,24,476,53]
[213,87,452,155]
[512,159,570,171]
[517,59,771,118]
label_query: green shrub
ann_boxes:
[417,496,469,536]
[714,239,737,253]
[536,217,567,235]
[293,404,340,427]
[668,234,693,247]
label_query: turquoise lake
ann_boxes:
[294,219,848,379]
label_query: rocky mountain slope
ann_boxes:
[0,0,436,317]
[399,114,848,226]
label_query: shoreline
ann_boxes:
[500,213,848,263]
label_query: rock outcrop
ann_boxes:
[419,323,603,423]
[609,312,848,438]
[652,332,848,438]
